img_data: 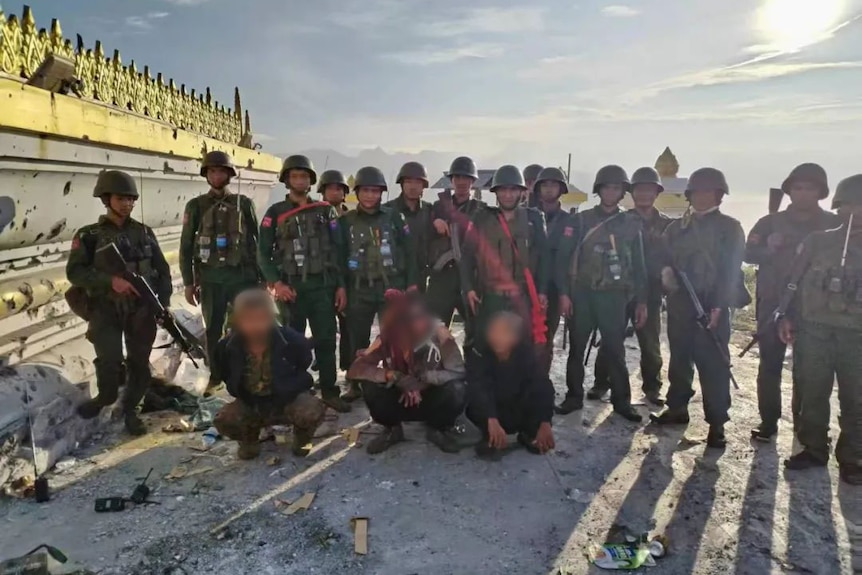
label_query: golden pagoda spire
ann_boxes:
[655,147,679,178]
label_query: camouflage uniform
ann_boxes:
[67,171,172,435]
[783,174,862,485]
[385,162,434,291]
[744,163,840,438]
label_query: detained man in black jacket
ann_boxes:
[466,312,556,460]
[213,288,326,460]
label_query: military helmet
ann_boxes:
[447,156,479,180]
[200,150,237,178]
[523,164,544,183]
[592,165,630,195]
[279,154,317,185]
[781,163,828,199]
[533,167,568,194]
[353,166,388,191]
[686,167,729,196]
[831,174,862,209]
[631,167,664,193]
[490,165,526,191]
[93,170,139,198]
[396,161,429,187]
[317,169,349,194]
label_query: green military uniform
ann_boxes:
[258,157,344,404]
[179,151,259,368]
[427,157,485,348]
[385,162,433,292]
[594,167,672,399]
[656,168,745,446]
[460,165,550,350]
[555,165,647,418]
[744,163,840,439]
[783,174,862,485]
[68,171,172,435]
[339,167,419,364]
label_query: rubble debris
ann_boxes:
[276,492,316,516]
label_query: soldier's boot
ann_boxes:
[292,427,314,457]
[322,391,352,414]
[342,381,363,403]
[76,398,106,420]
[614,405,643,423]
[517,432,541,455]
[475,440,503,461]
[555,396,583,415]
[586,386,609,401]
[750,421,778,442]
[707,424,727,449]
[784,450,827,470]
[644,389,665,407]
[237,441,262,460]
[124,412,148,437]
[426,427,460,454]
[839,465,862,486]
[366,424,405,455]
[649,407,690,426]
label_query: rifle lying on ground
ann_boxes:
[95,243,207,367]
[673,267,739,390]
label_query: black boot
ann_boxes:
[517,433,541,455]
[475,440,503,461]
[614,405,643,423]
[649,408,690,425]
[784,450,827,470]
[366,425,405,455]
[555,396,583,415]
[124,413,147,436]
[707,425,727,449]
[322,392,352,414]
[342,382,363,403]
[644,390,665,407]
[750,422,778,442]
[76,398,104,420]
[839,465,862,486]
[427,428,461,454]
[292,427,314,457]
[586,387,609,401]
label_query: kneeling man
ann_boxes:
[213,288,326,459]
[347,290,467,454]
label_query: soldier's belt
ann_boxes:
[431,250,457,272]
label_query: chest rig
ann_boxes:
[195,194,244,268]
[346,211,401,287]
[274,203,336,282]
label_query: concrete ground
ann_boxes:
[0,324,859,575]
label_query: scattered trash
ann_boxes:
[54,457,77,473]
[352,517,369,555]
[201,427,220,448]
[376,481,395,490]
[266,456,281,466]
[275,492,316,515]
[272,426,290,445]
[165,465,214,481]
[342,428,361,446]
[162,419,193,433]
[587,526,669,570]
[0,544,73,575]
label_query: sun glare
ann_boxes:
[757,0,845,51]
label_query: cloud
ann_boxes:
[601,5,640,18]
[328,0,408,30]
[423,7,546,37]
[383,43,504,65]
[517,55,585,81]
[125,12,171,31]
[163,0,212,5]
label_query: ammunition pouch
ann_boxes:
[65,286,91,321]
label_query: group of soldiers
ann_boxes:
[64,151,861,485]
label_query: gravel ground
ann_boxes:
[0,322,859,575]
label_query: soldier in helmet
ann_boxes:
[460,165,550,352]
[523,164,544,206]
[318,169,352,371]
[67,171,172,435]
[180,151,260,381]
[339,166,419,399]
[385,162,433,291]
[745,163,840,441]
[592,167,672,406]
[651,168,746,448]
[530,166,570,373]
[778,174,862,485]
[427,156,486,351]
[554,165,647,422]
[258,155,351,413]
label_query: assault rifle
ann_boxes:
[673,267,739,390]
[95,243,207,367]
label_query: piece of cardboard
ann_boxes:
[353,517,369,555]
[283,492,316,515]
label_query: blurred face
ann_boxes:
[599,184,625,207]
[357,186,383,211]
[401,178,425,201]
[540,181,563,204]
[288,169,311,193]
[323,184,345,206]
[631,183,660,210]
[408,310,432,344]
[451,175,474,199]
[495,186,522,211]
[688,189,721,211]
[487,316,519,357]
[109,194,136,218]
[206,166,231,190]
[234,305,274,345]
[788,181,821,210]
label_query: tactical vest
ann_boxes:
[345,211,403,284]
[274,205,336,281]
[195,194,245,268]
[474,209,534,292]
[571,213,638,292]
[799,231,862,330]
[91,220,157,301]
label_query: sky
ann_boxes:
[20,0,862,229]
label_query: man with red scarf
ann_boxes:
[347,291,467,454]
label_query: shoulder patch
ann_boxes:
[71,235,81,250]
[261,216,272,228]
[182,211,189,225]
[329,219,339,231]
[748,233,761,245]
[564,226,574,237]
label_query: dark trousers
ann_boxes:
[565,288,632,408]
[539,289,562,375]
[666,300,731,426]
[466,390,553,440]
[337,313,351,371]
[427,264,473,349]
[88,302,157,413]
[754,297,796,427]
[361,381,467,430]
[200,277,258,369]
[593,297,664,393]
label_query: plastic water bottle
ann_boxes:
[202,426,219,448]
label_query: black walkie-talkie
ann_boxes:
[130,468,153,504]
